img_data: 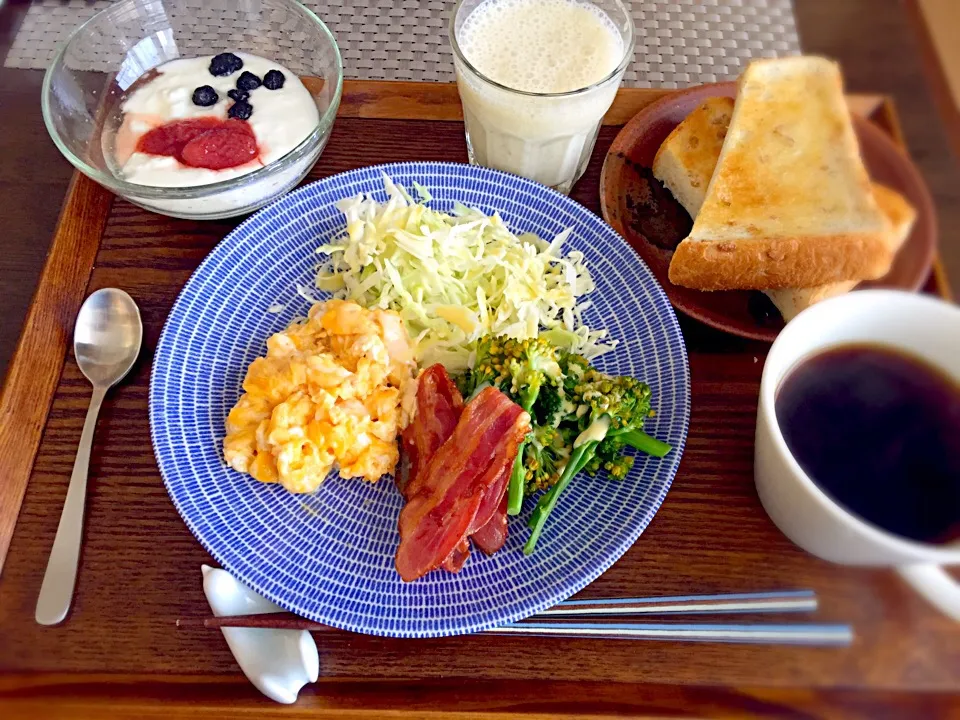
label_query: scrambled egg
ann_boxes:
[223,300,415,493]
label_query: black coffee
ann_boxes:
[775,343,960,545]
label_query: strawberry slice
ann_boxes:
[136,118,258,170]
[181,125,258,170]
[136,117,222,157]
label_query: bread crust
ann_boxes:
[871,182,917,241]
[652,97,734,217]
[668,57,894,290]
[668,229,893,290]
[764,282,858,322]
[763,182,917,318]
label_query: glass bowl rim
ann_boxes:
[41,0,343,200]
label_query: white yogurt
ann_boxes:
[116,53,320,187]
[454,0,628,192]
[107,53,324,218]
[121,152,321,219]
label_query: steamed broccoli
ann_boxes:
[521,424,574,494]
[457,336,563,514]
[582,434,634,480]
[531,384,565,427]
[523,369,671,555]
[459,336,560,402]
[507,337,562,409]
[559,351,589,397]
[455,334,673,554]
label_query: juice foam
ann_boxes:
[458,0,623,94]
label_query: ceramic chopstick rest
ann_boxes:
[201,565,319,703]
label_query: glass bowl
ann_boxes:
[42,0,342,220]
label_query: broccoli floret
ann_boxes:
[583,434,635,480]
[524,369,671,555]
[459,335,561,407]
[522,424,571,493]
[454,368,475,399]
[573,370,652,434]
[604,453,635,480]
[558,351,589,398]
[460,335,509,398]
[531,384,565,427]
[502,336,562,411]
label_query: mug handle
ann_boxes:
[898,565,960,622]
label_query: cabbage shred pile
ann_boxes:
[316,176,616,371]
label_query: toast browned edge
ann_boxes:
[668,230,893,291]
[668,58,893,291]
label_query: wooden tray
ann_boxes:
[0,81,957,719]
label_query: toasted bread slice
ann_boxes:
[666,56,894,291]
[653,98,917,321]
[652,97,735,218]
[765,184,916,320]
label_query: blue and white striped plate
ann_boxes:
[150,162,690,638]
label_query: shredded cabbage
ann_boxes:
[316,174,617,371]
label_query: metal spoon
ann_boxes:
[35,288,142,626]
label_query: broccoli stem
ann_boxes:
[519,383,540,414]
[619,429,672,458]
[506,383,542,516]
[507,447,526,515]
[520,427,671,553]
[467,381,491,403]
[523,440,599,555]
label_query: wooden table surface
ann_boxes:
[0,77,958,719]
[1,0,959,379]
[2,2,960,718]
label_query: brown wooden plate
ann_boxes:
[599,82,938,342]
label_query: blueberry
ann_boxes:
[227,88,249,102]
[236,71,262,91]
[228,101,253,120]
[262,69,285,90]
[209,52,243,77]
[191,85,218,107]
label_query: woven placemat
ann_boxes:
[4,0,799,88]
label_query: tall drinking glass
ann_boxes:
[450,0,634,194]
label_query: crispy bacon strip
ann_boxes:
[471,494,509,555]
[395,387,530,582]
[398,364,463,499]
[397,364,471,572]
[443,539,471,573]
[469,463,510,536]
[441,462,510,571]
[398,366,516,574]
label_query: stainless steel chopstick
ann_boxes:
[540,590,817,617]
[185,614,852,646]
[490,621,853,646]
[182,590,826,632]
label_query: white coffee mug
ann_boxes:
[755,289,960,621]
